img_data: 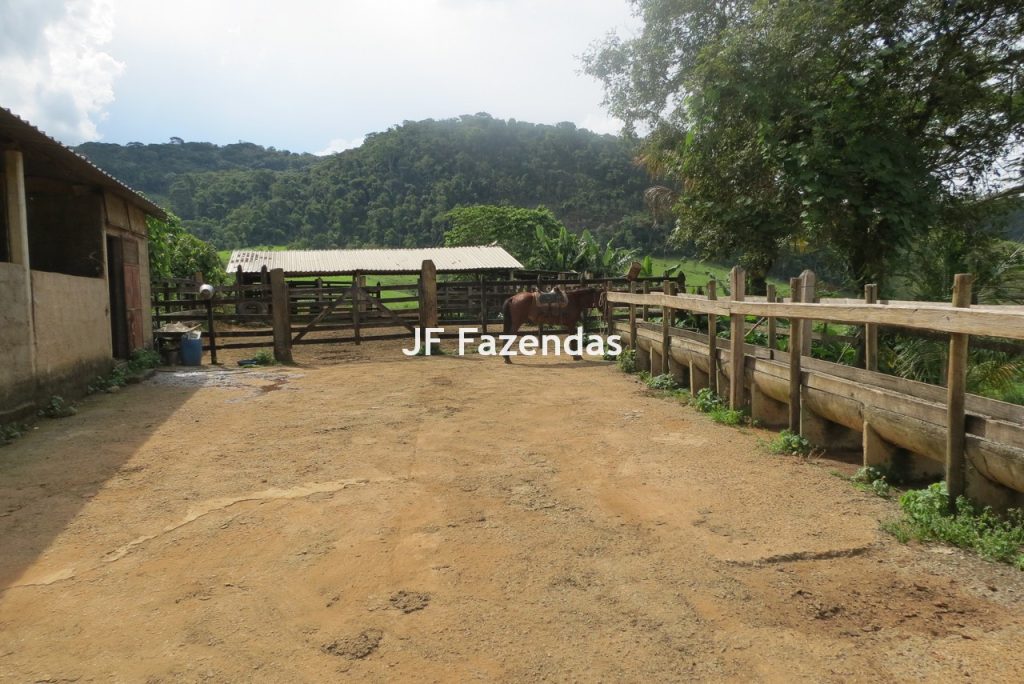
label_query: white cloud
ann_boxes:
[0,0,123,143]
[315,135,366,156]
[97,0,639,151]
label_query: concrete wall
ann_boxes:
[0,263,36,418]
[31,270,113,394]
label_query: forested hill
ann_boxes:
[75,114,663,251]
[75,140,318,199]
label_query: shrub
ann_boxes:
[767,430,813,457]
[645,373,679,391]
[1,422,27,446]
[882,482,1024,569]
[88,369,127,394]
[616,348,637,373]
[40,396,76,419]
[87,348,162,394]
[691,388,723,413]
[126,348,161,372]
[252,350,276,365]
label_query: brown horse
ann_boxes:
[500,287,604,363]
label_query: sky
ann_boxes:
[0,0,639,154]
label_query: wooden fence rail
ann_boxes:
[605,268,1024,511]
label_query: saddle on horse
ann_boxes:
[535,287,568,316]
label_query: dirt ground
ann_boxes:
[2,340,1023,682]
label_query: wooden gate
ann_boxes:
[289,280,418,345]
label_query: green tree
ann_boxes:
[530,225,637,276]
[443,204,566,265]
[585,0,1024,293]
[147,212,225,283]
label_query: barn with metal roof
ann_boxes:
[226,246,523,276]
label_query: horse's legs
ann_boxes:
[566,315,583,361]
[504,319,519,364]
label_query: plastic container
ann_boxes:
[180,332,203,366]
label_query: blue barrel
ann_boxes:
[180,335,203,366]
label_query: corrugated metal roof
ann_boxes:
[0,107,166,219]
[226,246,524,275]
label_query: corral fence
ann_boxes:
[151,262,672,363]
[605,267,1024,511]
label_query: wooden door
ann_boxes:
[122,238,144,351]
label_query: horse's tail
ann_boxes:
[502,298,513,334]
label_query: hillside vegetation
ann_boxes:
[77,114,665,252]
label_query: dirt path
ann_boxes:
[1,342,1022,682]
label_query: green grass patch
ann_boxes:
[882,483,1024,569]
[646,256,789,295]
[708,407,745,425]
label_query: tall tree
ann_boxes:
[442,205,566,264]
[585,0,1024,292]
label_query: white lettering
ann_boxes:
[499,334,518,357]
[519,336,538,356]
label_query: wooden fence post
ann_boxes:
[420,260,438,352]
[478,274,488,333]
[707,279,718,395]
[661,280,674,375]
[729,267,746,409]
[598,280,606,327]
[205,299,218,365]
[234,265,244,316]
[270,268,293,364]
[788,277,802,432]
[642,280,650,321]
[766,283,777,358]
[800,270,816,356]
[864,283,879,371]
[628,281,638,350]
[945,273,973,508]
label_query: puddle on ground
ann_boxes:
[151,369,302,400]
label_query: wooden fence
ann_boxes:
[151,268,673,361]
[605,267,1024,510]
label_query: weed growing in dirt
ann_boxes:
[252,349,277,365]
[765,430,814,457]
[39,396,76,419]
[850,469,894,498]
[691,388,723,412]
[88,349,162,394]
[708,407,745,426]
[687,388,747,425]
[617,348,637,373]
[882,482,1024,569]
[645,373,679,391]
[852,465,888,485]
[1,422,27,446]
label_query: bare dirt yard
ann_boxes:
[2,340,1023,682]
